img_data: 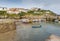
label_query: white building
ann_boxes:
[0,7,7,11]
[18,8,29,13]
[30,7,40,11]
[19,9,28,13]
[7,8,29,14]
[7,10,20,14]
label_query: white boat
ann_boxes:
[21,19,32,23]
[32,19,39,22]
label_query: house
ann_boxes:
[19,8,28,13]
[0,7,7,11]
[56,15,60,20]
[7,8,20,14]
[30,7,40,11]
[7,8,29,14]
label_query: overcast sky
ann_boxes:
[0,0,60,14]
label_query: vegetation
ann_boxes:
[18,12,27,19]
[0,8,57,20]
[18,12,26,16]
[0,11,7,18]
[0,11,7,15]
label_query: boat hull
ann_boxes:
[32,25,42,28]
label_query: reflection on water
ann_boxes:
[16,22,60,41]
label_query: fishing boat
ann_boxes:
[32,25,42,28]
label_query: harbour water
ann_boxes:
[0,22,60,41]
[16,22,60,41]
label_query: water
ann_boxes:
[16,22,60,41]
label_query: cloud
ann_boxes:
[49,5,60,14]
[21,0,47,8]
[0,0,60,14]
[21,0,60,14]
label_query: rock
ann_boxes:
[0,19,16,41]
[0,19,16,33]
[46,35,60,41]
[0,30,16,41]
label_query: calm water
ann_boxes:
[16,22,60,41]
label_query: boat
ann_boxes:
[32,25,42,28]
[32,19,39,22]
[21,19,32,24]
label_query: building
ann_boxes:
[7,8,29,14]
[0,7,7,11]
[7,8,19,14]
[19,8,28,13]
[30,7,40,11]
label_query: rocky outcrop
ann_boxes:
[0,30,16,41]
[46,35,60,41]
[0,19,16,33]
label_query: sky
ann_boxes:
[0,0,60,15]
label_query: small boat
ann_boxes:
[21,19,32,24]
[32,25,42,28]
[32,19,39,22]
